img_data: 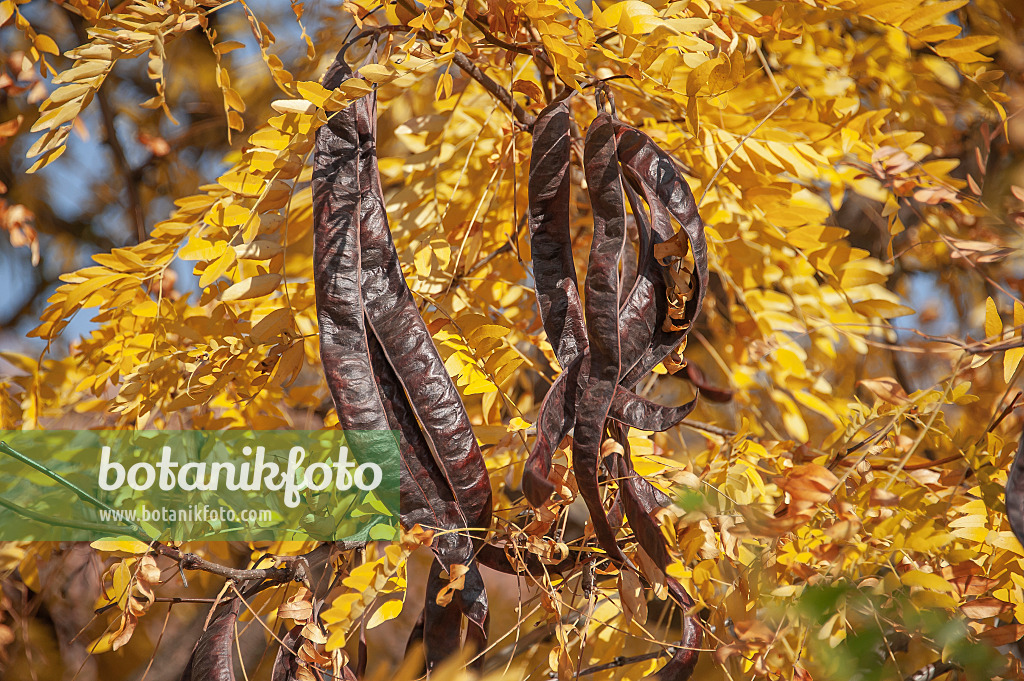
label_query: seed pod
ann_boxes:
[616,124,709,387]
[525,111,709,511]
[313,46,492,669]
[354,88,492,536]
[313,57,390,436]
[522,355,583,507]
[181,599,241,681]
[572,111,629,563]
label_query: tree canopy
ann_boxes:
[1,1,1024,680]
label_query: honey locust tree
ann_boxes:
[1,1,1023,680]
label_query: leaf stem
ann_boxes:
[0,440,147,538]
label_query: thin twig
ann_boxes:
[576,650,668,677]
[152,541,356,587]
[347,13,535,130]
[451,51,535,129]
[680,419,738,439]
[903,661,959,681]
[459,3,551,67]
[698,87,801,208]
[465,212,529,277]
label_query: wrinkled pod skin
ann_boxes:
[525,99,709,681]
[523,101,707,509]
[312,48,491,673]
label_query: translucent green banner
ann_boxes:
[0,430,400,543]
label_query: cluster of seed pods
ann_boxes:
[307,46,711,679]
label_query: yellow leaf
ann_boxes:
[469,324,511,341]
[793,390,840,424]
[218,171,266,197]
[343,559,386,592]
[859,377,911,406]
[271,98,317,115]
[53,60,109,84]
[326,628,346,651]
[366,598,404,629]
[414,246,433,276]
[935,35,998,61]
[34,34,59,55]
[209,202,251,228]
[214,41,245,54]
[26,124,71,158]
[234,240,282,260]
[220,273,282,302]
[26,142,67,173]
[249,128,293,150]
[250,307,291,343]
[322,592,361,626]
[985,296,1001,339]
[1007,312,1024,383]
[463,372,497,395]
[595,0,659,34]
[901,569,955,593]
[913,24,962,42]
[1005,349,1023,383]
[337,77,373,98]
[358,64,393,83]
[199,249,235,288]
[296,81,331,107]
[132,300,159,317]
[90,538,151,554]
[507,417,531,432]
[901,0,968,33]
[577,18,596,48]
[220,87,244,111]
[664,17,714,33]
[180,236,222,261]
[435,71,453,100]
[851,299,915,318]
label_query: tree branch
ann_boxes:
[457,2,552,68]
[464,212,527,277]
[450,51,535,129]
[381,2,536,129]
[152,541,359,591]
[903,661,959,681]
[577,650,668,677]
